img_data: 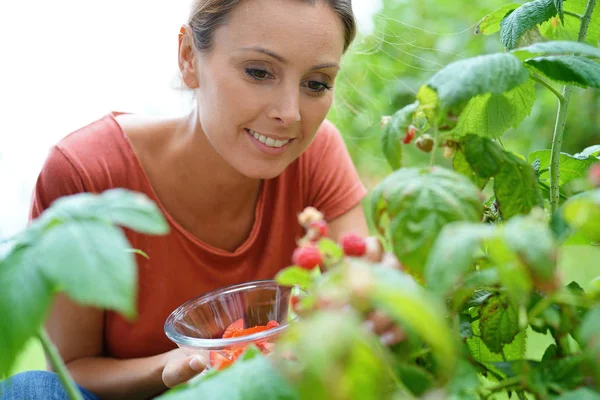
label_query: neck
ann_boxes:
[167,109,262,216]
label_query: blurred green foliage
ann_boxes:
[328,0,600,188]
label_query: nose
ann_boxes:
[267,85,301,127]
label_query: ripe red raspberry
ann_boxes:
[403,125,417,144]
[292,246,323,270]
[307,220,328,241]
[589,164,600,187]
[290,295,301,313]
[341,233,367,256]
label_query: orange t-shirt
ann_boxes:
[30,112,367,359]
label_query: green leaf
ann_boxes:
[513,40,600,60]
[394,364,435,396]
[500,0,558,50]
[547,0,600,46]
[0,247,53,377]
[317,237,344,264]
[275,266,314,290]
[371,266,457,377]
[423,53,529,112]
[554,388,600,400]
[502,215,557,285]
[45,189,169,235]
[35,221,138,319]
[528,149,598,185]
[453,79,536,139]
[575,144,600,159]
[475,4,522,35]
[452,150,489,189]
[562,189,600,241]
[381,102,418,170]
[158,351,297,400]
[494,152,544,219]
[370,167,483,277]
[479,294,521,353]
[554,0,564,24]
[487,234,534,307]
[278,310,392,400]
[425,222,494,298]
[446,360,481,400]
[525,56,600,88]
[461,135,506,178]
[468,321,527,364]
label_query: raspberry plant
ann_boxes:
[159,0,600,399]
[1,1,600,399]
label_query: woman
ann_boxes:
[1,0,391,398]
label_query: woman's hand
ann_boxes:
[162,348,206,388]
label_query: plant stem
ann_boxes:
[531,74,567,103]
[429,120,439,166]
[528,293,556,322]
[563,10,582,19]
[38,329,84,400]
[549,0,597,214]
[483,376,524,398]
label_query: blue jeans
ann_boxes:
[0,371,99,400]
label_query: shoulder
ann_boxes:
[37,112,139,196]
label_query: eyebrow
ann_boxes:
[237,46,340,70]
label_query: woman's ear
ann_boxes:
[178,25,199,89]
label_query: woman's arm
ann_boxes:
[45,294,203,400]
[326,203,369,242]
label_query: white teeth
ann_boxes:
[249,129,290,148]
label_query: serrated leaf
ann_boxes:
[528,149,598,185]
[275,266,314,290]
[487,233,534,307]
[35,221,137,319]
[425,222,494,298]
[562,189,600,241]
[423,53,529,111]
[371,266,457,377]
[525,56,600,88]
[157,350,297,400]
[278,310,392,400]
[479,294,521,353]
[452,150,489,189]
[453,79,536,139]
[513,40,600,60]
[394,364,435,396]
[500,0,558,50]
[461,135,506,178]
[381,102,419,170]
[46,189,169,235]
[0,247,53,377]
[502,215,557,284]
[555,388,600,400]
[476,4,522,35]
[370,167,483,277]
[554,0,564,24]
[575,144,600,159]
[494,152,544,219]
[468,321,527,364]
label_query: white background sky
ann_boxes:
[0,0,381,238]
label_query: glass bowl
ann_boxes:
[164,280,294,370]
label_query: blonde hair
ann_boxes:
[188,0,357,53]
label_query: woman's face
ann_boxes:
[190,0,346,180]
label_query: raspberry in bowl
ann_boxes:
[164,280,294,370]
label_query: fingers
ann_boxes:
[163,354,206,388]
[363,310,406,347]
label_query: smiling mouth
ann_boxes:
[246,129,293,148]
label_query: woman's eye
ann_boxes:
[245,68,271,81]
[307,80,332,93]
